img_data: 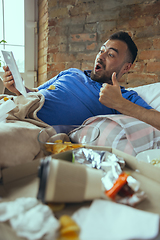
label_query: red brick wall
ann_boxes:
[38,0,160,87]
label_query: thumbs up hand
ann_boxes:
[99,72,123,109]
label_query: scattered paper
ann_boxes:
[72,199,160,240]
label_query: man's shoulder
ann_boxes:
[121,86,138,95]
[60,68,84,75]
[57,68,92,83]
[59,68,91,77]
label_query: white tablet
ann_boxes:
[1,50,27,97]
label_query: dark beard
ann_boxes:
[90,70,113,84]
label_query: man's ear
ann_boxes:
[117,62,133,81]
[123,62,132,73]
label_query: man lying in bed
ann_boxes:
[3,31,158,129]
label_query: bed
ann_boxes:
[1,82,160,168]
[0,82,160,240]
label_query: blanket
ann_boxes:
[1,92,160,167]
[0,92,54,167]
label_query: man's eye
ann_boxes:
[99,49,104,53]
[109,53,114,57]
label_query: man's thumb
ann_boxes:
[112,72,118,86]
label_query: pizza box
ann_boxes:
[0,146,160,215]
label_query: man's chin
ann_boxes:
[90,70,102,82]
[90,70,112,84]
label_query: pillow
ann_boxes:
[127,83,160,111]
[77,114,160,156]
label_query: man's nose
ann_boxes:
[97,53,106,63]
[99,51,106,60]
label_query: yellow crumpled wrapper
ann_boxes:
[57,215,80,240]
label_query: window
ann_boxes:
[0,0,38,92]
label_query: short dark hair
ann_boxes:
[109,31,138,63]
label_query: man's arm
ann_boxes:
[99,72,160,131]
[2,66,38,96]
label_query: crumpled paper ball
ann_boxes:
[0,197,60,240]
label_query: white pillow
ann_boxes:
[127,83,160,111]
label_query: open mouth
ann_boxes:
[95,63,102,72]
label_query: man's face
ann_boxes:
[91,39,130,84]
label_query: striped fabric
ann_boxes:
[82,114,160,156]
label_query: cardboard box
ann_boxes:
[0,145,160,214]
[0,146,160,240]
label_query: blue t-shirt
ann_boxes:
[37,68,152,125]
